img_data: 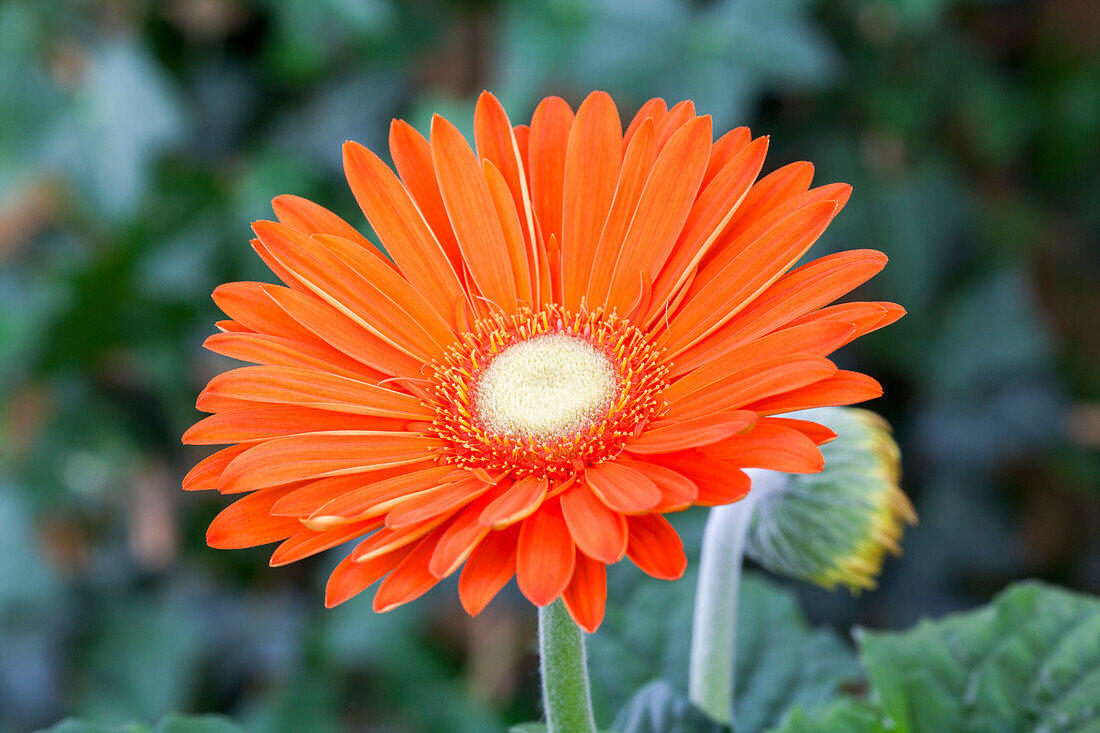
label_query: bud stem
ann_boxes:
[688,468,779,724]
[538,599,598,733]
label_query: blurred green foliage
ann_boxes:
[1,0,1098,731]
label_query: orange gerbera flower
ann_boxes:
[183,91,903,632]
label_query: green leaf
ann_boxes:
[769,699,889,733]
[857,581,1100,733]
[612,680,726,733]
[589,570,861,733]
[508,725,548,733]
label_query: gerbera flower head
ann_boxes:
[183,91,903,632]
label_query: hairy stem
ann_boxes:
[688,468,778,724]
[539,599,598,733]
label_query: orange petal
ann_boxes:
[388,119,463,272]
[386,476,495,529]
[626,411,757,454]
[479,476,549,529]
[483,160,533,305]
[197,365,429,420]
[622,460,697,513]
[762,417,837,446]
[183,444,248,492]
[260,284,421,378]
[665,355,837,420]
[664,199,845,356]
[562,554,607,633]
[325,541,412,608]
[671,250,889,376]
[625,514,686,580]
[270,467,434,516]
[206,486,302,549]
[428,485,509,578]
[219,432,443,493]
[183,406,405,445]
[707,161,815,256]
[584,462,662,515]
[203,332,369,381]
[704,422,825,473]
[624,97,666,147]
[430,115,519,310]
[474,92,537,260]
[654,100,696,148]
[560,484,627,564]
[343,140,465,323]
[746,370,883,415]
[516,498,575,607]
[307,465,460,520]
[561,91,622,310]
[603,116,712,312]
[458,524,520,616]
[212,282,321,345]
[645,453,751,506]
[527,96,575,247]
[373,527,449,612]
[787,300,906,347]
[351,515,453,563]
[703,126,753,186]
[271,194,388,263]
[585,118,658,306]
[270,519,381,567]
[645,135,769,325]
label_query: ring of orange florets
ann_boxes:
[429,304,669,480]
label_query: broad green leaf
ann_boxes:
[612,680,726,733]
[590,570,861,733]
[858,581,1100,733]
[769,699,889,733]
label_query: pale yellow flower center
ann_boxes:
[475,334,617,440]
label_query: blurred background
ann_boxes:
[1,0,1098,731]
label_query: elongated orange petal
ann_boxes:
[474,92,536,256]
[459,524,520,616]
[271,194,388,263]
[585,118,658,306]
[560,485,627,564]
[431,115,519,311]
[646,135,769,325]
[261,284,422,377]
[203,332,369,381]
[625,514,686,580]
[219,432,443,494]
[762,417,837,446]
[654,100,695,148]
[483,160,533,305]
[206,486,302,549]
[527,96,574,247]
[644,453,751,506]
[270,519,380,567]
[386,476,495,529]
[665,356,837,420]
[373,527,448,612]
[428,486,507,578]
[664,200,844,356]
[197,366,429,420]
[703,126,752,186]
[704,422,825,473]
[672,250,889,376]
[343,140,465,323]
[325,542,411,608]
[562,554,607,634]
[584,462,662,515]
[271,467,438,517]
[352,514,453,563]
[561,91,622,309]
[253,221,451,361]
[626,411,757,454]
[516,498,575,606]
[388,119,463,272]
[212,282,321,345]
[786,301,906,347]
[183,406,405,445]
[616,460,698,512]
[624,97,666,147]
[478,476,548,529]
[183,444,248,492]
[602,116,712,312]
[306,466,460,521]
[746,370,883,415]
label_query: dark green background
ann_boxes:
[1,0,1097,730]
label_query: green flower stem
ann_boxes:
[688,468,778,724]
[538,599,598,733]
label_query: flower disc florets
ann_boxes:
[431,305,668,479]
